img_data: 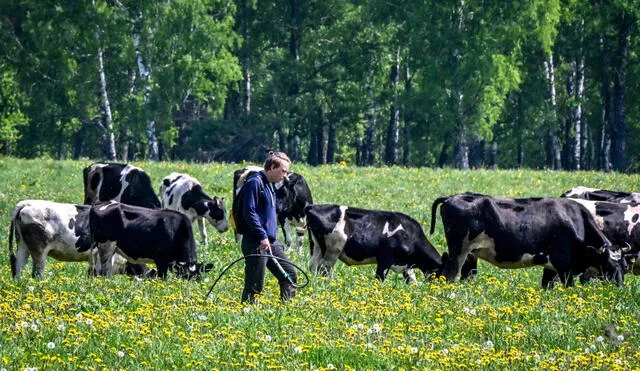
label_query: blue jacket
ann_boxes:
[241,171,278,242]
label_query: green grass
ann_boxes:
[1,157,640,370]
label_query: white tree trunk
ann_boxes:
[543,53,561,169]
[94,18,117,160]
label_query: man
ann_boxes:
[240,151,297,303]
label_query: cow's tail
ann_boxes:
[8,206,23,278]
[430,196,450,235]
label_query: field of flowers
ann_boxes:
[1,157,640,370]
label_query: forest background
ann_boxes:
[1,0,640,172]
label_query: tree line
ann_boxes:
[1,0,639,171]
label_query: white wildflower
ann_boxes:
[483,340,494,349]
[198,315,207,321]
[21,321,28,328]
[585,348,590,354]
[411,347,418,354]
[365,343,374,349]
[28,286,34,292]
[30,324,38,331]
[617,335,624,341]
[85,318,93,325]
[242,307,251,313]
[327,364,335,370]
[117,351,125,358]
[293,346,303,354]
[57,324,65,331]
[357,323,364,330]
[596,336,604,343]
[505,326,512,332]
[372,323,381,333]
[265,335,272,342]
[46,342,55,349]
[448,292,456,299]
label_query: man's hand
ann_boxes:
[259,238,271,252]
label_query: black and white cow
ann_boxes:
[233,166,313,251]
[565,198,640,274]
[430,193,625,287]
[561,186,640,203]
[89,202,200,279]
[8,200,153,279]
[83,162,161,208]
[304,204,441,283]
[159,172,228,245]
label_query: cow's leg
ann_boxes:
[282,220,292,250]
[460,255,478,280]
[87,249,100,276]
[97,243,115,277]
[12,243,30,279]
[541,268,558,289]
[375,251,394,282]
[155,260,170,280]
[30,250,47,279]
[402,269,417,284]
[441,238,470,282]
[548,256,574,287]
[197,217,208,246]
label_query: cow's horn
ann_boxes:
[623,242,632,253]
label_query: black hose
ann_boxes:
[205,254,310,299]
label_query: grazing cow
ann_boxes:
[159,172,228,245]
[83,162,161,208]
[89,202,199,279]
[8,200,153,279]
[561,186,640,203]
[304,204,441,283]
[233,166,313,250]
[430,193,625,287]
[565,198,640,275]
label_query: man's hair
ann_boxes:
[264,151,291,170]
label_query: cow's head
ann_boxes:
[170,262,214,280]
[203,196,228,233]
[305,204,347,277]
[585,245,625,286]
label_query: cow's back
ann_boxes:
[83,162,160,208]
[14,200,92,261]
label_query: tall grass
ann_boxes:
[1,157,639,370]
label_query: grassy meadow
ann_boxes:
[1,157,640,370]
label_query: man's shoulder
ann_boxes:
[244,172,264,189]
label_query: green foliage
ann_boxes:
[0,65,28,154]
[1,0,640,170]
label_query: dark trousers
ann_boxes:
[241,236,297,303]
